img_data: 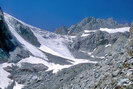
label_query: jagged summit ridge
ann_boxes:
[55,17,129,35]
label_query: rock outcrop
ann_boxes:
[55,26,68,35]
[0,7,132,89]
[56,17,128,35]
[55,17,128,35]
[127,23,133,57]
[0,7,17,61]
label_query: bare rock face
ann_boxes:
[55,26,68,35]
[55,17,129,35]
[127,23,133,57]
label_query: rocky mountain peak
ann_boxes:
[80,17,96,24]
[55,17,129,35]
[55,26,68,35]
[0,8,132,89]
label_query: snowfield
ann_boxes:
[32,28,75,59]
[4,13,96,74]
[2,13,131,89]
[99,27,130,33]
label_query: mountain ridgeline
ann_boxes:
[0,8,133,89]
[55,17,129,35]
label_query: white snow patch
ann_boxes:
[87,51,105,59]
[0,63,13,89]
[93,48,97,51]
[70,36,76,38]
[96,56,105,59]
[81,51,95,58]
[13,82,24,89]
[90,55,95,58]
[88,52,93,55]
[90,55,105,59]
[84,30,97,33]
[105,44,112,47]
[81,30,97,37]
[99,27,130,33]
[81,33,90,37]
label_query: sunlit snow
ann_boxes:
[0,63,13,89]
[4,13,97,74]
[99,27,130,33]
[18,56,97,73]
[105,44,112,47]
[81,33,90,37]
[13,82,24,89]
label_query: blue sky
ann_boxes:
[0,0,133,31]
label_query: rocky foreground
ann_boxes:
[0,7,133,89]
[6,25,133,89]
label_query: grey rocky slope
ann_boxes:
[0,8,132,89]
[127,23,133,57]
[6,29,133,89]
[55,26,68,35]
[55,17,128,35]
[58,23,133,89]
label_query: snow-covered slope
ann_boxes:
[3,13,94,74]
[0,12,131,89]
[0,13,96,89]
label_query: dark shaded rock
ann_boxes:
[70,31,110,51]
[55,26,68,35]
[0,8,17,61]
[9,47,30,63]
[20,63,48,72]
[6,80,15,89]
[8,63,94,89]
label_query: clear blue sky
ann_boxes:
[0,0,133,31]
